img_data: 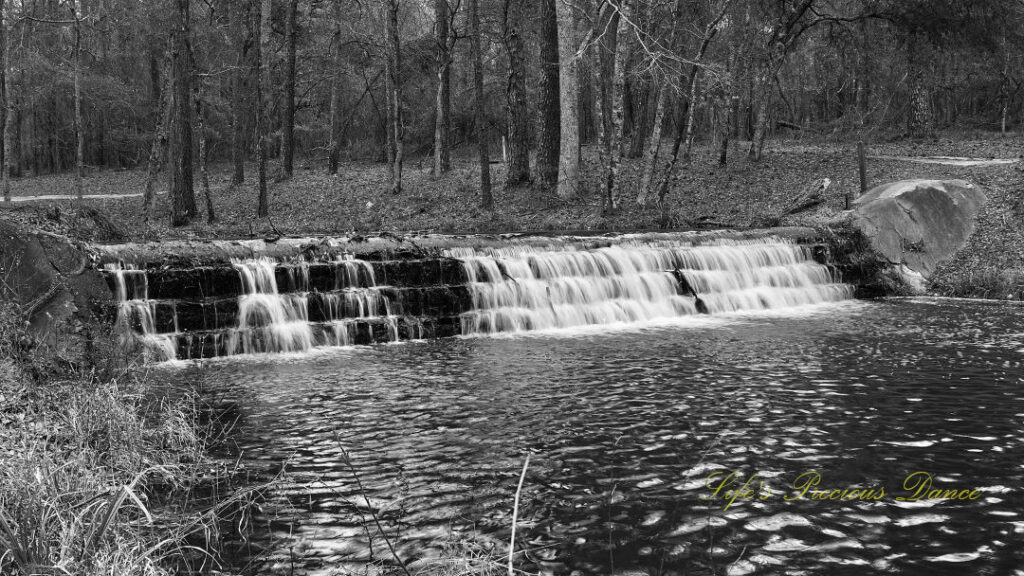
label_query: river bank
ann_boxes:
[0,302,210,575]
[0,213,262,575]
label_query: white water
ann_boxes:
[106,257,400,359]
[104,263,178,362]
[220,257,399,356]
[107,238,853,358]
[448,238,853,334]
[229,258,316,355]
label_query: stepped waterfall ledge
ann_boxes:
[99,233,855,359]
[105,255,407,360]
[451,240,852,334]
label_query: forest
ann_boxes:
[0,0,1021,226]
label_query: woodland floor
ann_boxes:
[2,134,1022,297]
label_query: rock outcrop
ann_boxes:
[0,219,110,345]
[850,179,987,292]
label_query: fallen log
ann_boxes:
[779,178,830,218]
[776,120,822,133]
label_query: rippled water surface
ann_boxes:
[172,299,1024,575]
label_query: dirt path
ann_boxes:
[2,191,167,203]
[868,156,1019,167]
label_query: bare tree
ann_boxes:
[142,59,172,221]
[638,0,686,203]
[905,28,933,138]
[603,0,631,211]
[554,0,581,199]
[382,0,403,194]
[503,0,530,187]
[645,0,730,206]
[468,0,491,209]
[433,0,456,176]
[535,0,560,190]
[170,0,198,226]
[255,0,269,217]
[747,0,817,161]
[282,0,299,177]
[230,0,247,184]
[380,0,403,193]
[193,72,216,223]
[328,0,344,175]
[72,1,84,200]
[1,0,8,203]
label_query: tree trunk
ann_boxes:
[383,0,403,194]
[503,0,530,187]
[597,8,618,143]
[328,1,343,175]
[638,88,667,205]
[554,0,580,199]
[282,0,299,177]
[536,0,560,190]
[256,0,269,217]
[747,65,774,161]
[906,30,933,138]
[628,79,650,158]
[328,80,342,174]
[73,12,84,200]
[261,0,272,157]
[230,0,247,184]
[9,69,18,178]
[193,73,216,223]
[432,0,452,176]
[468,0,491,209]
[604,0,630,211]
[578,55,594,144]
[383,53,395,164]
[170,0,197,226]
[682,67,703,160]
[589,11,608,203]
[142,64,172,221]
[0,0,7,203]
[149,48,162,107]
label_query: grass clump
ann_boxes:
[0,301,245,576]
[929,267,1024,300]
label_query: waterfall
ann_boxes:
[103,236,854,359]
[228,258,315,355]
[105,256,402,360]
[105,263,177,362]
[218,257,400,356]
[449,238,853,334]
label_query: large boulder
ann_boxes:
[850,179,986,291]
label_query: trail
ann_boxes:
[868,156,1019,167]
[2,190,167,203]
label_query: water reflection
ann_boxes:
[172,299,1024,575]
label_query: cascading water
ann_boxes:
[105,263,178,361]
[449,238,853,334]
[229,258,315,355]
[213,256,401,356]
[105,256,402,360]
[103,235,854,359]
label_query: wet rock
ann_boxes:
[141,267,244,300]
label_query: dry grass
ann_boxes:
[0,301,262,576]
